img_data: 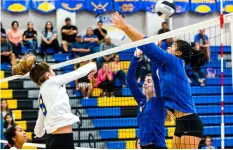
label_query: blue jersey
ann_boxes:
[127,56,166,148]
[194,34,209,45]
[138,42,197,113]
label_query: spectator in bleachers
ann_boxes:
[1,33,17,67]
[93,21,107,44]
[136,54,148,84]
[7,21,22,58]
[157,22,170,46]
[83,27,99,53]
[161,37,173,51]
[23,22,38,55]
[75,61,94,99]
[4,113,15,133]
[135,138,141,149]
[71,34,90,58]
[96,36,116,69]
[95,63,114,97]
[192,47,208,86]
[194,29,210,60]
[109,54,126,87]
[4,125,27,149]
[1,22,6,34]
[61,17,78,53]
[201,136,216,149]
[40,21,60,57]
[1,100,13,119]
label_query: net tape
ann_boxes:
[1,13,232,83]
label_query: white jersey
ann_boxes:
[34,62,96,138]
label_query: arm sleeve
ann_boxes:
[138,42,180,67]
[34,109,45,138]
[52,62,97,85]
[127,56,146,104]
[150,61,161,97]
[194,34,199,43]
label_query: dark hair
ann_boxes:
[5,124,17,146]
[27,22,35,31]
[135,138,140,149]
[4,113,15,129]
[45,21,53,35]
[12,54,51,86]
[162,22,168,26]
[205,136,213,142]
[98,20,103,24]
[11,21,19,28]
[175,40,208,69]
[1,99,9,111]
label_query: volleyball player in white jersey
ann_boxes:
[12,54,97,149]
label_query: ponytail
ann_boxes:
[12,54,36,76]
[190,47,209,69]
[175,40,209,69]
[12,54,50,86]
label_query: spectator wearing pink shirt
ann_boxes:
[95,63,114,97]
[7,21,22,58]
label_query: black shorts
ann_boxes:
[1,56,10,63]
[141,144,167,149]
[174,113,203,138]
[46,133,74,149]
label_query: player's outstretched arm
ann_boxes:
[52,62,97,85]
[127,50,146,104]
[111,12,178,66]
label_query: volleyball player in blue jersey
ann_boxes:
[111,12,208,149]
[127,49,167,149]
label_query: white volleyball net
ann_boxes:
[0,13,233,149]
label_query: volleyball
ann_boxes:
[155,0,176,19]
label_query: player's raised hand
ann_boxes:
[111,12,128,31]
[134,49,143,58]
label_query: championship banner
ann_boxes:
[114,0,141,14]
[216,0,233,13]
[60,0,86,12]
[86,0,114,14]
[174,0,190,14]
[32,0,60,13]
[140,0,157,13]
[2,0,30,12]
[190,0,216,14]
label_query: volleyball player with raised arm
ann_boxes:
[111,12,208,149]
[12,54,97,149]
[127,49,166,149]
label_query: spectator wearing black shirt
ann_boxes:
[0,34,16,67]
[23,22,38,55]
[157,22,170,46]
[93,21,107,44]
[1,22,6,34]
[61,17,78,53]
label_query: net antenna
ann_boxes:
[220,0,224,148]
[0,13,232,84]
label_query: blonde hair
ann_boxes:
[12,54,50,86]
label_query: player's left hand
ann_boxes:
[111,12,128,31]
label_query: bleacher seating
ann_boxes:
[0,46,233,149]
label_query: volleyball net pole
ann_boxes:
[220,0,225,148]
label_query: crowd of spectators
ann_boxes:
[1,19,211,99]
